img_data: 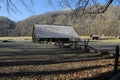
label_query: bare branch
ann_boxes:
[1,0,34,14]
[19,0,34,13]
[64,0,113,19]
[88,0,113,14]
[1,0,115,15]
[6,0,22,13]
[48,0,114,15]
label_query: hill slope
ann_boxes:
[15,6,120,36]
[1,6,120,36]
[0,16,16,36]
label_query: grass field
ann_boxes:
[0,36,32,40]
[0,36,116,40]
[0,36,120,80]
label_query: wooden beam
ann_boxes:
[32,25,35,42]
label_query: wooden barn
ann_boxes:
[32,24,80,44]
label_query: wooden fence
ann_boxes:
[114,46,120,74]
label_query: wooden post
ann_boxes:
[86,39,89,46]
[84,40,87,52]
[114,46,119,74]
[32,25,35,42]
[84,39,90,52]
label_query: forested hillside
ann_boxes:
[1,6,120,36]
[15,6,120,36]
[0,16,16,36]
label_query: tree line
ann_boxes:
[0,6,120,36]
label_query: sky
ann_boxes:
[0,0,62,21]
[0,0,118,22]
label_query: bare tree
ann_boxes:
[0,0,34,13]
[48,0,118,14]
[0,0,119,14]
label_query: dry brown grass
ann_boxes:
[0,36,32,40]
[0,40,119,80]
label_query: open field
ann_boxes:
[0,36,32,41]
[0,37,120,80]
[0,36,116,40]
[79,36,120,53]
[88,39,120,53]
[80,36,115,39]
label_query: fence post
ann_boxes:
[83,39,89,51]
[114,46,119,74]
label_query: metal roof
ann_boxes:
[34,24,79,38]
[91,34,99,37]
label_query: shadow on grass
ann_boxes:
[0,64,113,77]
[0,47,115,79]
[80,70,115,80]
[0,48,82,56]
[0,54,115,79]
[0,55,113,67]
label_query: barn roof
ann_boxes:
[91,34,99,37]
[34,24,79,38]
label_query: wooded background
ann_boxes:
[0,6,120,36]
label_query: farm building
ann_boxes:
[90,34,99,40]
[116,35,120,39]
[32,24,80,44]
